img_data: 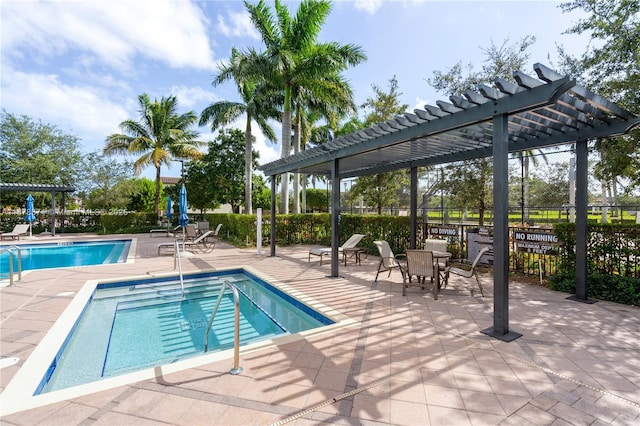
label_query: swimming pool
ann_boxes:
[0,239,132,278]
[36,268,334,394]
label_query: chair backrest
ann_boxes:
[470,247,491,270]
[197,221,210,232]
[374,240,398,267]
[406,250,435,278]
[424,239,447,252]
[340,233,365,249]
[213,223,223,235]
[184,224,198,238]
[13,224,30,234]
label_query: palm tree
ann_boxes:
[244,0,366,213]
[200,47,279,215]
[104,94,204,217]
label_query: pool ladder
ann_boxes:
[204,280,243,375]
[0,246,23,286]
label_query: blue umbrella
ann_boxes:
[166,196,172,234]
[178,185,188,228]
[25,194,35,237]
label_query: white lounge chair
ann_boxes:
[157,230,215,255]
[1,224,30,241]
[308,233,365,265]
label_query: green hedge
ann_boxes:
[549,223,640,305]
[100,213,158,234]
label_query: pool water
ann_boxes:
[0,240,131,277]
[37,270,333,394]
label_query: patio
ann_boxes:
[1,233,639,425]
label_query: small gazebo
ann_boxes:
[0,183,76,236]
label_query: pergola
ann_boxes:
[0,183,76,236]
[259,63,640,341]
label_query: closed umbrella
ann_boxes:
[178,185,188,237]
[25,194,35,237]
[166,196,172,233]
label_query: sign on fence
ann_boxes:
[514,231,559,255]
[429,225,458,237]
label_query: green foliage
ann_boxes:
[549,272,640,306]
[125,178,158,213]
[360,76,408,127]
[0,111,83,207]
[252,175,272,211]
[442,159,493,225]
[100,212,158,234]
[81,152,134,210]
[305,188,328,212]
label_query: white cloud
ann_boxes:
[1,0,216,72]
[1,67,129,154]
[170,85,219,111]
[216,10,260,40]
[353,0,383,14]
[411,97,431,113]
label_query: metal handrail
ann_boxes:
[173,240,185,297]
[204,280,242,375]
[0,246,22,286]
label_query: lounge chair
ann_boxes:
[1,224,30,241]
[157,230,215,255]
[308,233,365,265]
[443,247,489,297]
[403,250,437,298]
[373,240,406,281]
[196,221,210,235]
[181,224,198,242]
[150,224,180,237]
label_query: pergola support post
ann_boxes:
[568,140,595,303]
[330,158,341,277]
[410,167,418,249]
[481,114,521,342]
[51,191,56,237]
[270,176,276,257]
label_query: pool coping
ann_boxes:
[0,264,355,415]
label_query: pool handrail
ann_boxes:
[173,240,185,297]
[1,245,23,285]
[204,280,242,375]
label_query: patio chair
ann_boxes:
[403,250,437,298]
[182,224,198,242]
[196,221,210,235]
[443,247,489,297]
[0,224,30,241]
[308,233,365,266]
[373,240,406,281]
[157,230,215,255]
[424,238,449,284]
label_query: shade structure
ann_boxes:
[25,194,35,237]
[178,185,188,228]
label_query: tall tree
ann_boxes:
[244,0,366,213]
[200,47,279,215]
[559,0,640,192]
[351,76,409,214]
[0,111,83,208]
[104,94,204,217]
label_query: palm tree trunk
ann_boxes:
[280,89,292,214]
[292,110,301,214]
[245,115,253,215]
[154,165,162,218]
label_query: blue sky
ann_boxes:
[1,0,590,181]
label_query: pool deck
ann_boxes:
[1,233,639,425]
